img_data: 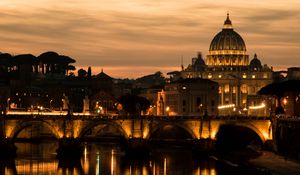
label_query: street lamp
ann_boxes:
[283,98,287,106]
[165,106,170,116]
[199,104,203,116]
[283,98,287,113]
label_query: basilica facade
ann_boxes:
[181,14,274,115]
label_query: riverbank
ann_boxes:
[249,151,300,175]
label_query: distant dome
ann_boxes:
[209,14,246,52]
[250,53,262,68]
[194,52,206,65]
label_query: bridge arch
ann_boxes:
[215,123,265,151]
[147,122,197,140]
[10,120,62,141]
[233,122,267,143]
[78,121,129,139]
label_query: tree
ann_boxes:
[67,65,76,75]
[87,66,92,78]
[77,69,87,78]
[118,94,150,115]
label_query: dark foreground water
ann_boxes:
[1,141,266,175]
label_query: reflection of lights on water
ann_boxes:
[83,144,89,174]
[84,145,87,162]
[153,163,156,175]
[111,149,114,175]
[164,158,167,175]
[96,152,100,175]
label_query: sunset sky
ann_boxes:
[0,0,299,78]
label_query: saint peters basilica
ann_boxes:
[168,14,274,116]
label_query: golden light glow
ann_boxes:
[15,160,58,174]
[164,158,167,175]
[249,103,266,109]
[165,106,170,112]
[111,149,114,175]
[218,104,235,109]
[283,98,288,105]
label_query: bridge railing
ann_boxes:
[275,114,300,121]
[1,111,272,121]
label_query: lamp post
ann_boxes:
[50,99,53,110]
[199,104,203,116]
[6,98,10,112]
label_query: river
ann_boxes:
[1,141,267,175]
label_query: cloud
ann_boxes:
[0,1,299,77]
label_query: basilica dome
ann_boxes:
[209,14,246,52]
[206,14,249,66]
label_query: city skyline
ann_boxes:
[0,0,300,78]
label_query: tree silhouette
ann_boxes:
[87,66,92,78]
[38,51,76,75]
[78,69,87,78]
[118,94,150,115]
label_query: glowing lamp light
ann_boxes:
[218,104,235,109]
[283,99,287,105]
[249,103,266,109]
[165,106,170,112]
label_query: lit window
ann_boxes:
[218,74,222,78]
[233,87,236,93]
[263,74,268,78]
[182,86,186,90]
[224,84,230,93]
[241,84,248,93]
[252,75,256,79]
[242,99,247,104]
[208,74,212,79]
[242,74,247,78]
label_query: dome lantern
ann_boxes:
[223,13,233,29]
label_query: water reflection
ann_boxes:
[1,141,262,175]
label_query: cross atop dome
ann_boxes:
[223,12,233,29]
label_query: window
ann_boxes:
[232,86,236,93]
[241,84,248,94]
[219,87,222,94]
[183,100,186,106]
[211,100,215,106]
[224,84,230,93]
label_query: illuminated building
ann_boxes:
[162,78,218,116]
[181,14,273,115]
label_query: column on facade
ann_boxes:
[235,85,239,108]
[221,85,224,105]
[230,85,233,105]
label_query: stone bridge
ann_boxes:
[0,114,272,144]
